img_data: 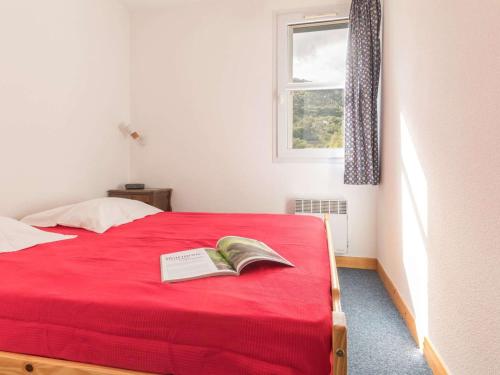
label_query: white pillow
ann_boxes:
[21,197,162,234]
[0,217,76,253]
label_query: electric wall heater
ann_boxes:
[294,199,349,255]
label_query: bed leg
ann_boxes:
[332,311,347,375]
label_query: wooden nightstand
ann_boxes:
[107,188,172,211]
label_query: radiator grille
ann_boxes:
[294,199,347,215]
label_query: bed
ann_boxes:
[0,212,346,375]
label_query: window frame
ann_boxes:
[274,10,350,163]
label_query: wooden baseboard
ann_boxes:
[376,262,449,375]
[423,337,449,375]
[376,262,419,345]
[335,256,378,270]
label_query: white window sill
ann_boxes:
[273,155,345,164]
[274,146,345,163]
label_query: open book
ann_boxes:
[160,236,294,283]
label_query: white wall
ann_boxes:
[129,0,377,257]
[378,0,500,373]
[0,0,130,218]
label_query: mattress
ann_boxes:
[0,212,332,374]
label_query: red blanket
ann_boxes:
[0,212,332,374]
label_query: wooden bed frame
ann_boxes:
[0,216,347,375]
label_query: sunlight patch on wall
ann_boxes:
[400,114,428,344]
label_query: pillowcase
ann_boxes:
[21,197,162,234]
[0,217,76,253]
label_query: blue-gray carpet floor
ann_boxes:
[338,268,432,375]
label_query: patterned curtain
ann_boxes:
[344,0,382,185]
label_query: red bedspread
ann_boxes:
[0,212,332,374]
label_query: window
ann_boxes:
[276,12,349,162]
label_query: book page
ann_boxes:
[217,236,294,274]
[160,248,236,283]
